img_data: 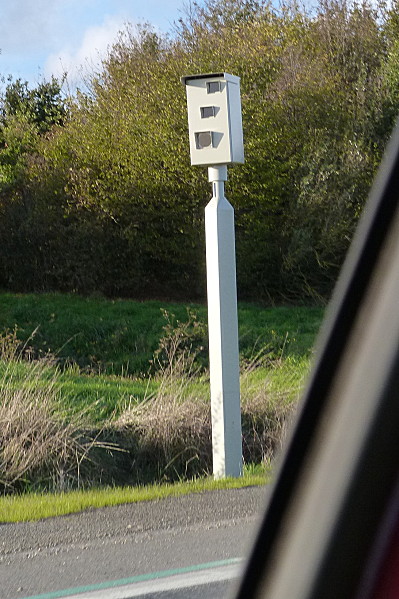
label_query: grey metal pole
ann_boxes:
[205,165,242,478]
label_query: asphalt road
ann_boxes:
[0,486,267,599]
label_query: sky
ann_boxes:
[0,0,200,90]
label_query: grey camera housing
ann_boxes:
[182,73,244,166]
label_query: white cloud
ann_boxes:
[0,0,197,87]
[0,0,64,53]
[44,14,127,86]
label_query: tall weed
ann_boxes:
[115,312,303,482]
[116,312,211,482]
[0,330,99,493]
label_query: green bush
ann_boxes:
[1,0,398,301]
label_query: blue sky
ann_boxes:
[0,0,202,89]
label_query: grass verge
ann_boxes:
[0,292,323,376]
[0,465,270,523]
[0,293,321,495]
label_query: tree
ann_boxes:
[1,76,66,132]
[0,76,66,188]
[0,0,397,301]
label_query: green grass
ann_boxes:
[0,358,159,422]
[241,355,311,404]
[0,293,208,375]
[237,304,323,360]
[0,292,323,376]
[0,466,270,523]
[0,354,311,426]
[0,292,323,504]
[0,291,323,426]
[57,370,158,421]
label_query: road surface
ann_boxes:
[0,486,267,599]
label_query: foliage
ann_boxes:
[0,76,66,187]
[151,308,209,374]
[1,0,398,300]
[1,76,66,133]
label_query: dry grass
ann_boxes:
[0,330,102,493]
[115,328,300,482]
[114,310,213,481]
[115,371,212,482]
[240,372,296,465]
[0,315,305,492]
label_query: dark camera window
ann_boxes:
[200,106,216,118]
[207,81,221,94]
[195,131,213,149]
